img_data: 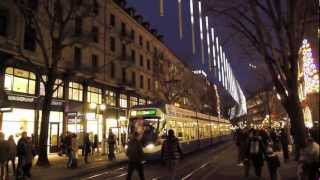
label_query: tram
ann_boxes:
[128,103,232,157]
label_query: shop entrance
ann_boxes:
[49,122,60,152]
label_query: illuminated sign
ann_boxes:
[8,95,34,103]
[0,108,13,112]
[131,109,157,117]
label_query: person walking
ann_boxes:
[7,135,16,176]
[0,132,9,180]
[16,132,29,179]
[126,132,145,180]
[83,133,91,164]
[70,133,78,168]
[161,129,183,180]
[299,137,320,180]
[107,130,116,161]
[22,137,34,178]
[265,142,281,180]
[245,130,265,178]
[280,127,290,162]
[92,135,99,155]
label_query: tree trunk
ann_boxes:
[37,80,55,166]
[284,93,306,159]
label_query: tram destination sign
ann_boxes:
[131,109,157,117]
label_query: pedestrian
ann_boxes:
[70,133,78,168]
[83,133,91,164]
[121,132,127,148]
[7,135,16,176]
[22,137,34,178]
[65,132,73,168]
[0,132,9,179]
[265,142,281,180]
[58,133,65,156]
[161,129,183,180]
[16,131,29,179]
[107,130,116,161]
[234,129,242,164]
[92,134,99,155]
[270,128,281,152]
[280,127,290,162]
[245,129,265,178]
[299,137,319,180]
[126,132,145,180]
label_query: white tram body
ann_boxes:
[128,104,232,157]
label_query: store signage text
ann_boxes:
[0,107,13,112]
[8,95,34,103]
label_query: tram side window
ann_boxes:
[4,67,36,94]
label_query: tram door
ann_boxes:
[49,123,60,152]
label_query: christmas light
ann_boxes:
[211,28,216,67]
[178,0,183,39]
[198,1,205,64]
[160,0,164,16]
[206,16,212,71]
[190,0,196,54]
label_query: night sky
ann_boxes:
[125,0,269,104]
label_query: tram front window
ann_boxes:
[129,118,159,146]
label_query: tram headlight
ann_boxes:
[146,143,155,149]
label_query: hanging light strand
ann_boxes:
[178,0,183,39]
[211,28,216,67]
[198,1,205,64]
[190,0,196,54]
[205,16,211,71]
[160,0,164,16]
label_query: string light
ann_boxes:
[205,16,212,71]
[178,0,183,39]
[198,1,205,64]
[190,0,196,54]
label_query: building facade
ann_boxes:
[0,0,217,152]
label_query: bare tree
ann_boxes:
[13,0,96,166]
[205,0,317,149]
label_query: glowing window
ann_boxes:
[4,67,36,94]
[87,86,102,104]
[68,82,83,101]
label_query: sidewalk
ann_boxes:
[7,151,128,180]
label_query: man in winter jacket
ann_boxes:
[126,132,145,180]
[0,132,9,179]
[161,129,183,180]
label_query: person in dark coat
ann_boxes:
[280,127,290,162]
[0,132,9,179]
[161,129,183,180]
[7,135,17,176]
[92,134,99,155]
[16,132,31,179]
[83,133,91,164]
[107,130,116,161]
[126,132,145,180]
[265,142,281,180]
[245,130,265,178]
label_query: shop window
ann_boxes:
[129,96,138,108]
[68,82,83,101]
[87,86,102,104]
[0,10,8,37]
[105,90,116,106]
[4,67,36,94]
[119,94,127,108]
[139,98,146,105]
[40,76,64,99]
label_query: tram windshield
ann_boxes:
[129,117,160,146]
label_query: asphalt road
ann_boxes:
[75,141,256,180]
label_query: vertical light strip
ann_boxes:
[178,0,183,39]
[222,52,225,87]
[205,16,211,71]
[216,37,221,82]
[160,0,164,16]
[198,1,205,64]
[190,0,196,54]
[211,28,216,67]
[220,45,223,83]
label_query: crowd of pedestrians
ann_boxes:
[0,131,36,180]
[234,126,320,180]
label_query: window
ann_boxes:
[24,24,36,51]
[93,0,99,15]
[122,68,126,83]
[110,62,115,78]
[110,36,116,52]
[139,55,144,67]
[147,78,151,90]
[105,90,116,106]
[40,77,64,99]
[121,22,126,36]
[131,71,136,86]
[139,99,146,105]
[4,67,36,95]
[68,82,83,101]
[131,49,136,63]
[75,17,82,36]
[139,35,143,47]
[0,11,8,36]
[92,26,99,43]
[129,96,138,107]
[146,41,150,51]
[140,75,144,89]
[119,94,127,108]
[87,86,102,104]
[74,47,82,68]
[147,59,151,70]
[92,54,98,69]
[121,44,126,58]
[110,14,115,27]
[130,29,135,40]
